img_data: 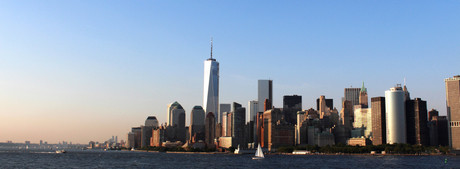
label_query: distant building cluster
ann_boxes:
[125,41,460,152]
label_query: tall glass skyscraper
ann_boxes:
[203,39,219,116]
[258,80,273,112]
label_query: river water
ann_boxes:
[0,150,459,168]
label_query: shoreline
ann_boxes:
[122,150,456,156]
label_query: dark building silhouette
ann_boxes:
[371,97,386,145]
[316,98,333,111]
[264,99,272,112]
[205,112,216,148]
[283,95,302,125]
[428,109,439,122]
[232,102,246,148]
[406,98,429,146]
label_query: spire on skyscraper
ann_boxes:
[209,37,215,61]
[361,81,367,93]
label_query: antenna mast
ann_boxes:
[210,37,213,59]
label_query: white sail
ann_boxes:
[255,144,264,158]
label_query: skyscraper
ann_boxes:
[167,101,185,127]
[359,82,368,108]
[445,75,460,150]
[371,97,386,145]
[316,98,333,111]
[258,80,273,112]
[406,98,429,146]
[283,95,302,124]
[248,101,258,123]
[190,106,205,142]
[219,103,231,124]
[205,112,216,148]
[145,116,159,127]
[203,39,219,116]
[344,87,361,106]
[232,102,246,148]
[385,85,406,144]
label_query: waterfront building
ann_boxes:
[436,116,449,146]
[371,97,386,145]
[150,126,165,147]
[258,80,273,112]
[263,108,295,151]
[190,106,205,143]
[348,138,371,146]
[283,95,302,125]
[385,85,407,144]
[406,98,429,146]
[428,115,449,146]
[131,127,142,148]
[219,104,231,124]
[353,107,372,138]
[141,125,154,147]
[127,132,135,148]
[445,75,460,150]
[203,39,219,117]
[232,102,246,148]
[344,87,361,107]
[205,112,216,148]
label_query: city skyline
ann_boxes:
[1,1,459,144]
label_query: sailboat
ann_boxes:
[252,144,264,160]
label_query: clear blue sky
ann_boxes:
[0,1,459,144]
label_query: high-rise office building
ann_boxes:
[248,100,258,143]
[445,75,460,150]
[406,98,429,146]
[205,112,216,148]
[353,107,372,138]
[385,85,406,144]
[168,101,185,127]
[371,97,386,145]
[316,98,333,111]
[341,100,353,129]
[203,39,219,117]
[258,80,273,112]
[428,109,439,121]
[248,101,259,123]
[283,95,302,124]
[344,87,361,106]
[190,106,205,142]
[318,95,333,119]
[145,116,159,127]
[359,82,368,108]
[232,102,246,148]
[219,104,231,124]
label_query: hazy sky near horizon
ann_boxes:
[1,1,459,144]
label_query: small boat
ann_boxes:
[234,145,241,154]
[56,150,67,154]
[252,144,264,160]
